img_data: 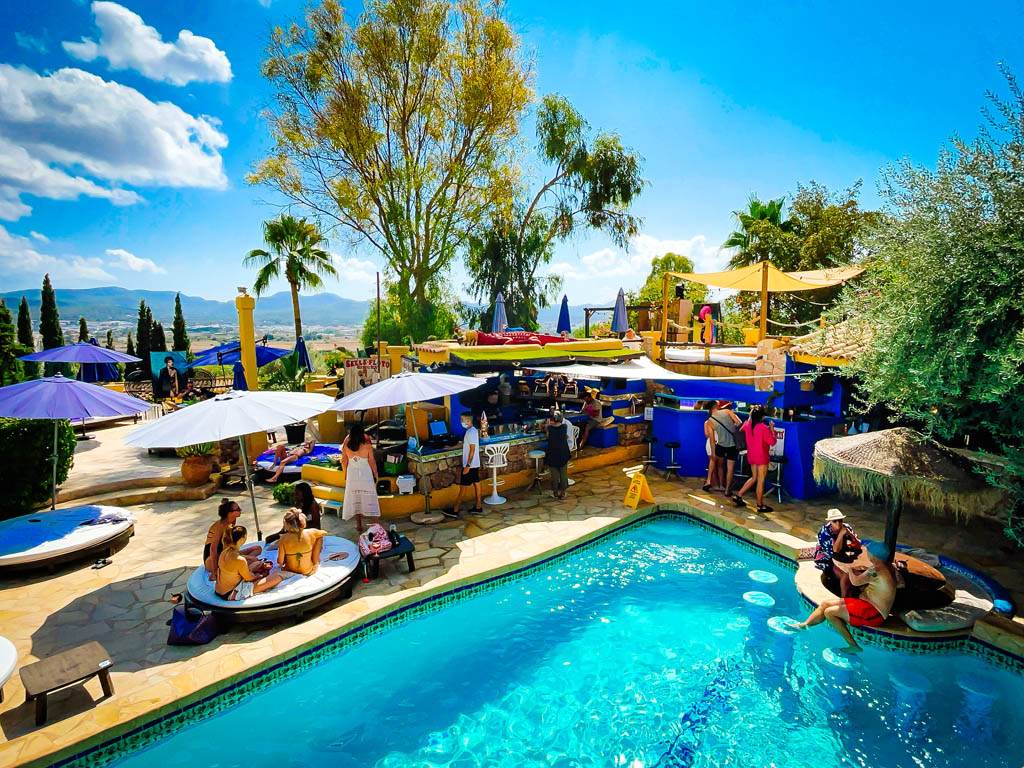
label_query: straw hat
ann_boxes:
[825,508,846,522]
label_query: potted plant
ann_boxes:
[264,352,311,444]
[176,442,216,486]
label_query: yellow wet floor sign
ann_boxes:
[623,472,655,509]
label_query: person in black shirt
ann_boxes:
[157,355,183,399]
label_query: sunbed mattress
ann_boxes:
[254,443,342,475]
[187,535,359,609]
[0,636,16,686]
[0,505,134,567]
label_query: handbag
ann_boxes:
[358,523,393,557]
[167,604,219,646]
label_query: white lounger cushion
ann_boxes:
[187,535,359,609]
[0,505,134,567]
[0,636,16,688]
[901,568,994,632]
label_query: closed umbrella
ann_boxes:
[611,288,628,333]
[492,293,508,334]
[556,295,572,335]
[0,375,151,509]
[123,390,335,538]
[294,336,313,373]
[77,338,122,383]
[232,361,248,391]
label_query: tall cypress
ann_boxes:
[124,332,136,374]
[105,329,115,349]
[0,300,26,385]
[17,296,39,380]
[39,274,65,376]
[151,320,167,352]
[78,317,90,343]
[172,293,190,356]
[135,300,152,377]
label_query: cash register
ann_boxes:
[422,418,459,450]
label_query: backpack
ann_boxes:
[734,422,748,453]
[358,523,393,557]
[167,604,219,646]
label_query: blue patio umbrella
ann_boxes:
[611,288,628,333]
[294,336,313,372]
[186,341,292,370]
[556,295,572,335]
[232,361,248,391]
[492,293,508,333]
[77,338,121,383]
[0,374,150,509]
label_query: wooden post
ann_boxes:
[884,497,902,558]
[758,261,769,341]
[660,272,671,365]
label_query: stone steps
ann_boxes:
[57,473,184,504]
[57,480,219,509]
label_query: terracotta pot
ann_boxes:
[181,455,214,487]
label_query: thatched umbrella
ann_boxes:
[813,427,1003,555]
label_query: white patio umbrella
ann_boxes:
[327,371,485,443]
[123,390,335,538]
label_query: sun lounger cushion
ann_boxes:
[254,444,342,474]
[0,506,134,567]
[0,636,16,689]
[186,535,358,608]
[900,568,994,632]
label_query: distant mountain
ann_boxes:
[0,286,369,327]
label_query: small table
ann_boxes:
[364,536,416,579]
[20,641,113,725]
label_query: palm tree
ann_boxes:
[722,196,793,268]
[245,215,337,341]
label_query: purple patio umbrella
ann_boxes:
[0,374,151,509]
[610,288,628,334]
[20,341,140,364]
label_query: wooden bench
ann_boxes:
[20,641,113,725]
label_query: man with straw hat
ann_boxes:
[794,540,897,652]
[815,508,861,594]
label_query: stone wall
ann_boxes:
[618,420,648,447]
[410,438,543,493]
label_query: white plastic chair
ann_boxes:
[483,443,509,505]
[566,424,581,487]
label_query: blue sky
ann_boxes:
[1,0,1021,306]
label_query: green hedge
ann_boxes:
[0,418,75,517]
[272,482,295,506]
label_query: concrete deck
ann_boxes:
[1,457,1022,767]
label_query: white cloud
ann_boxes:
[547,261,586,282]
[0,225,115,282]
[106,247,166,274]
[14,32,48,54]
[29,231,48,243]
[63,2,232,86]
[0,64,227,218]
[331,253,378,283]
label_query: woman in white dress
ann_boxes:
[341,424,380,533]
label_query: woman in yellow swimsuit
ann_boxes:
[276,509,329,576]
[215,526,291,601]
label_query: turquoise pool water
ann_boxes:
[107,519,1023,768]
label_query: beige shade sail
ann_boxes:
[668,261,863,293]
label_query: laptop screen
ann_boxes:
[429,420,448,437]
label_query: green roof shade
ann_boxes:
[448,347,642,368]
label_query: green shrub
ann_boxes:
[175,442,215,459]
[0,418,75,517]
[272,482,296,506]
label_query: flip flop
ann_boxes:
[702,483,713,492]
[731,496,746,507]
[758,504,774,513]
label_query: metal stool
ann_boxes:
[567,423,581,487]
[663,440,681,481]
[527,448,548,492]
[641,435,657,474]
[483,443,509,505]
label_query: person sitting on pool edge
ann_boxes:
[216,525,294,600]
[204,499,265,581]
[814,508,861,596]
[267,439,315,483]
[794,540,896,653]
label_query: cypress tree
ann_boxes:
[39,274,65,376]
[135,301,152,377]
[78,316,90,343]
[17,296,39,380]
[125,332,136,374]
[0,300,27,385]
[105,329,115,349]
[151,320,167,352]
[172,293,190,356]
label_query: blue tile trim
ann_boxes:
[51,505,1024,768]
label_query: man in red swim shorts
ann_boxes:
[794,541,896,652]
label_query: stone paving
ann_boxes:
[1,455,1023,767]
[57,424,181,499]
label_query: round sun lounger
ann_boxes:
[0,506,135,574]
[0,636,16,703]
[185,535,359,624]
[254,443,342,476]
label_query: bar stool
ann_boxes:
[527,448,548,492]
[663,441,681,481]
[640,434,658,474]
[483,443,509,505]
[566,423,581,487]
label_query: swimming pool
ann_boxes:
[98,518,1024,768]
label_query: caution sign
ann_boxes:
[623,472,655,509]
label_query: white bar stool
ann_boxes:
[527,448,548,492]
[566,423,580,487]
[483,443,509,505]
